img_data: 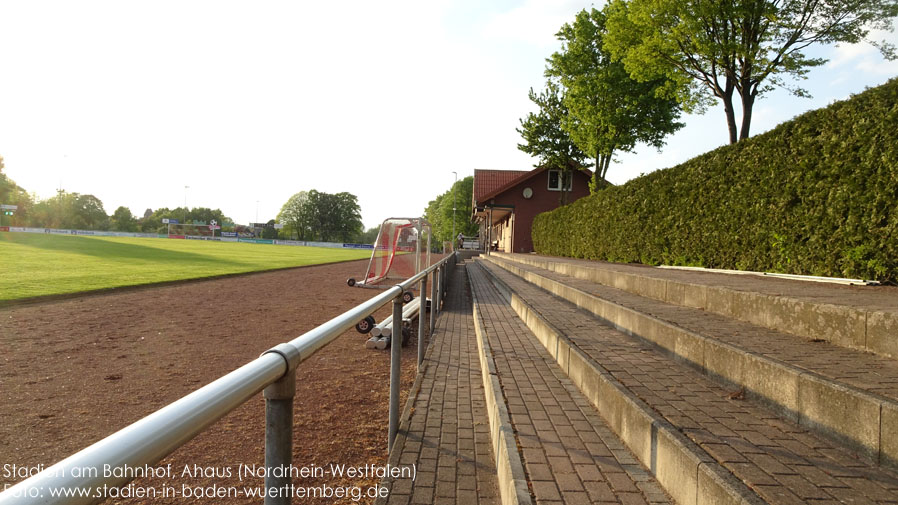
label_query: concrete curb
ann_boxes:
[486,255,897,468]
[475,258,765,505]
[468,264,533,505]
[494,252,898,360]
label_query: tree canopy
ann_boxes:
[1,157,34,226]
[546,7,684,182]
[0,162,237,233]
[517,81,591,174]
[604,0,898,143]
[520,7,683,189]
[424,176,478,245]
[278,191,314,241]
[29,192,109,230]
[276,189,363,242]
[139,207,231,234]
[517,81,591,203]
[110,206,138,232]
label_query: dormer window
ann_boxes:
[547,170,572,191]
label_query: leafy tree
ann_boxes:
[136,207,230,234]
[329,192,364,242]
[277,190,362,242]
[355,226,380,245]
[186,207,229,226]
[0,156,34,226]
[277,191,313,240]
[424,176,478,245]
[110,206,138,232]
[139,207,170,233]
[517,81,591,203]
[605,0,898,143]
[546,7,683,185]
[261,219,279,239]
[69,194,109,230]
[29,191,108,230]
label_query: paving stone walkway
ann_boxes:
[378,261,499,505]
[477,259,898,505]
[489,256,898,402]
[468,262,671,505]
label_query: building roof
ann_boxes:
[474,167,593,204]
[473,169,530,203]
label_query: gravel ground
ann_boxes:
[0,259,424,504]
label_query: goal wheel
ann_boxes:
[401,291,414,304]
[356,315,375,334]
[347,278,356,287]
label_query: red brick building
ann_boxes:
[472,167,593,253]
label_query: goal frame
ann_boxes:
[353,217,432,289]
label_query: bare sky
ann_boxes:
[1,1,896,229]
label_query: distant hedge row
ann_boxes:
[532,78,898,281]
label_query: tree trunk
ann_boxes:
[711,75,738,145]
[602,151,612,180]
[739,92,755,141]
[722,87,738,145]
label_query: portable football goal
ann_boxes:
[347,217,432,289]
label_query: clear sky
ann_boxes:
[1,1,896,229]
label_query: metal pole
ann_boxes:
[452,171,457,249]
[435,267,441,318]
[442,261,447,297]
[264,371,296,505]
[415,220,422,276]
[417,275,427,370]
[429,269,437,335]
[486,207,492,256]
[388,295,403,452]
[435,266,442,319]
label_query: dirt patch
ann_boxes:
[0,259,426,504]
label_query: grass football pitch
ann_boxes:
[0,233,371,302]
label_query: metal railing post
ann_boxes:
[263,343,300,505]
[387,295,403,452]
[435,266,442,319]
[264,372,295,505]
[418,275,427,370]
[429,269,437,335]
[443,261,449,297]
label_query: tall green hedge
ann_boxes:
[533,78,898,281]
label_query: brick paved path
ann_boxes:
[469,262,671,505]
[478,259,898,505]
[379,262,499,505]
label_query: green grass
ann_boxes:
[0,233,371,302]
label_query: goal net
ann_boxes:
[356,217,432,288]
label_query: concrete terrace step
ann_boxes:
[378,261,500,505]
[493,252,898,359]
[475,257,898,505]
[468,262,672,505]
[484,254,898,468]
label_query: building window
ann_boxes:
[548,170,572,191]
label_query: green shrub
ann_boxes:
[533,78,898,281]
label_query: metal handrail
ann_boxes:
[0,252,457,505]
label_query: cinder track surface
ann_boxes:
[0,259,417,504]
